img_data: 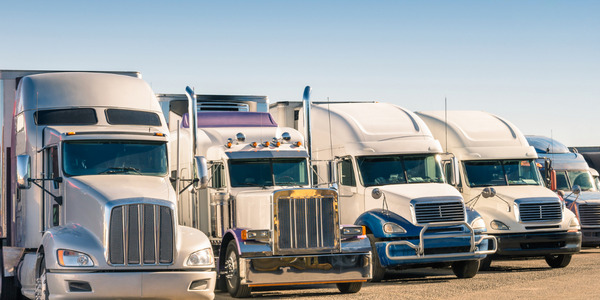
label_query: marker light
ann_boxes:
[275,142,281,147]
[251,142,257,148]
[66,132,76,136]
[263,141,270,147]
[154,133,165,137]
[226,138,233,148]
[295,141,302,147]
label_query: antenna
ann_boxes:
[444,97,448,153]
[327,97,333,158]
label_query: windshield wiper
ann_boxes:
[237,182,269,189]
[276,181,303,187]
[100,167,142,175]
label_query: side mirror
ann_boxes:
[572,185,582,195]
[16,155,31,189]
[549,170,557,191]
[194,156,208,189]
[328,161,338,184]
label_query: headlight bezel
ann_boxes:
[382,222,407,234]
[186,248,214,267]
[57,249,94,267]
[470,217,487,231]
[490,220,510,230]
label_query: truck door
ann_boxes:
[43,145,63,229]
[337,156,361,224]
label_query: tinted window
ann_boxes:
[35,108,97,125]
[106,109,161,126]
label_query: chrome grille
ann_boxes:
[519,202,562,222]
[578,204,600,226]
[275,195,338,253]
[108,204,174,265]
[414,201,465,224]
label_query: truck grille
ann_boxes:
[414,201,465,224]
[519,202,562,222]
[578,204,600,226]
[274,194,339,254]
[108,204,174,265]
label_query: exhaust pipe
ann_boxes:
[302,86,312,161]
[185,86,198,156]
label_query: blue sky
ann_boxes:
[1,1,598,145]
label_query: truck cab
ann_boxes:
[157,92,371,297]
[527,135,600,247]
[271,98,495,282]
[1,71,215,299]
[417,111,582,269]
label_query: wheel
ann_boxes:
[452,260,479,278]
[545,254,572,268]
[34,256,49,300]
[367,234,386,282]
[336,282,362,293]
[478,256,492,271]
[224,241,252,298]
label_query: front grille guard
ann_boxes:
[384,221,497,261]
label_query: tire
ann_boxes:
[367,234,386,282]
[452,260,479,278]
[34,256,49,300]
[478,256,492,271]
[215,274,227,292]
[1,276,25,300]
[224,242,252,298]
[545,254,572,268]
[336,282,362,293]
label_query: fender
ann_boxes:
[40,223,104,271]
[220,229,272,261]
[354,209,421,238]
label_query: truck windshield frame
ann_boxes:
[356,154,444,187]
[463,159,542,187]
[228,158,308,187]
[62,140,168,177]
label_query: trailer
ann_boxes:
[417,110,581,269]
[0,70,216,299]
[157,90,372,298]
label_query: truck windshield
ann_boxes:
[556,170,596,192]
[63,141,168,176]
[464,160,541,187]
[356,154,444,187]
[229,158,308,187]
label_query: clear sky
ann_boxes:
[1,1,598,146]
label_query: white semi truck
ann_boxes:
[416,110,582,269]
[156,91,372,298]
[0,71,216,299]
[270,95,495,282]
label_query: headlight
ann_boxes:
[341,226,366,238]
[187,248,214,267]
[470,217,487,231]
[569,217,581,229]
[383,222,406,234]
[241,229,270,241]
[57,249,94,267]
[490,220,510,230]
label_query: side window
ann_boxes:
[209,162,224,189]
[443,161,453,184]
[47,146,60,189]
[338,158,356,187]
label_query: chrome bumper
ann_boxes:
[240,253,371,286]
[385,221,497,261]
[46,270,216,300]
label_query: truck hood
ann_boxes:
[233,189,277,230]
[364,183,464,223]
[564,190,600,204]
[63,175,176,243]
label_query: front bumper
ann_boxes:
[239,253,371,286]
[46,270,216,300]
[376,221,497,267]
[494,231,582,256]
[580,228,600,246]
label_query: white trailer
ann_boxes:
[416,110,581,269]
[0,71,216,299]
[270,96,495,282]
[157,91,372,298]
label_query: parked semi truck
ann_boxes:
[0,71,216,299]
[270,95,496,281]
[527,135,600,247]
[416,111,582,269]
[156,91,372,297]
